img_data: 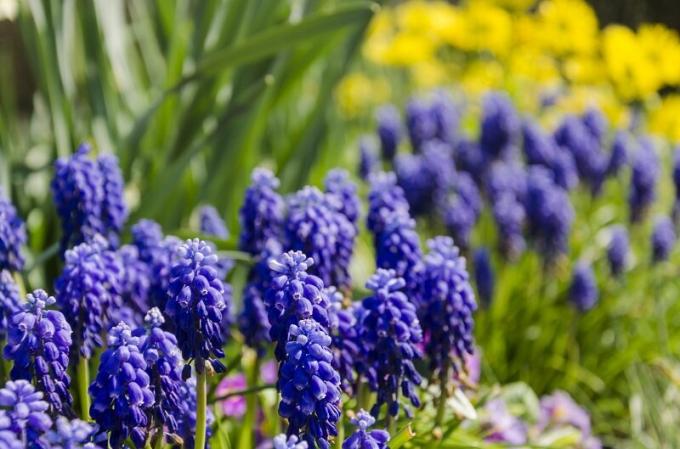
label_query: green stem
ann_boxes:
[195,370,208,449]
[214,383,274,400]
[77,357,90,420]
[435,363,450,426]
[237,357,259,449]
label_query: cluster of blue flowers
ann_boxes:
[4,290,73,415]
[51,144,127,254]
[0,189,26,272]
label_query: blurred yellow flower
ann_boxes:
[602,25,657,101]
[648,95,680,143]
[444,2,512,57]
[411,60,449,88]
[637,24,680,87]
[336,74,389,118]
[535,0,598,57]
[509,46,560,86]
[460,59,504,94]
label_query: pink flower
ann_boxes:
[260,360,278,384]
[216,374,247,417]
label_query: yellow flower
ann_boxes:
[336,74,389,118]
[602,25,658,101]
[382,32,437,66]
[411,60,449,88]
[443,2,512,58]
[508,46,560,86]
[637,24,680,87]
[460,59,505,94]
[535,0,598,57]
[648,95,680,143]
[563,55,606,85]
[488,0,537,10]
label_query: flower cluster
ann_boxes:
[376,105,402,160]
[0,380,52,449]
[0,271,22,340]
[278,320,341,449]
[628,138,659,223]
[89,322,154,448]
[199,205,229,240]
[651,216,676,263]
[285,186,355,289]
[374,213,422,294]
[55,237,123,359]
[136,308,183,439]
[0,189,26,272]
[366,172,410,236]
[51,145,127,254]
[419,237,477,375]
[569,263,599,312]
[356,269,422,418]
[265,251,331,360]
[342,411,389,449]
[4,290,73,415]
[607,226,629,277]
[473,248,494,307]
[44,417,101,449]
[165,239,229,374]
[326,287,360,394]
[239,168,285,256]
[480,92,520,161]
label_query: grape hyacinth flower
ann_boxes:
[272,434,309,449]
[286,186,355,289]
[324,169,360,226]
[419,237,477,378]
[395,141,455,216]
[525,167,574,262]
[374,212,423,295]
[554,115,606,195]
[0,189,26,272]
[342,410,389,449]
[0,411,23,449]
[405,97,438,151]
[137,308,183,441]
[327,287,360,394]
[131,219,164,263]
[265,251,331,360]
[474,248,494,307]
[278,319,341,449]
[238,239,281,354]
[356,270,422,419]
[651,216,676,263]
[582,107,608,144]
[115,245,151,326]
[492,195,526,260]
[607,226,629,277]
[376,105,402,160]
[522,120,556,167]
[480,92,520,160]
[0,379,52,449]
[482,399,527,445]
[4,290,73,415]
[55,236,122,360]
[430,89,460,145]
[166,239,229,374]
[239,168,285,256]
[550,149,579,191]
[97,153,128,246]
[628,137,659,223]
[438,172,482,250]
[673,147,680,223]
[52,145,127,254]
[569,263,598,312]
[358,137,380,181]
[366,172,410,236]
[454,138,486,184]
[606,131,629,177]
[90,322,154,448]
[486,162,527,205]
[45,417,101,449]
[0,271,22,340]
[174,377,214,449]
[199,205,229,240]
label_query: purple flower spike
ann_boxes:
[165,239,229,374]
[356,269,422,419]
[342,410,389,449]
[0,189,26,272]
[4,289,73,415]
